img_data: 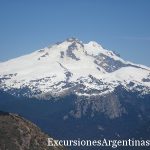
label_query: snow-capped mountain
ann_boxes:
[0,38,150,141]
[0,37,150,98]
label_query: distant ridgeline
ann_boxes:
[0,38,150,150]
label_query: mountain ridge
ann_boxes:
[0,110,64,150]
[0,38,149,98]
[0,39,150,144]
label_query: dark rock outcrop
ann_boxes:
[0,111,64,150]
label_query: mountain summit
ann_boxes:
[0,38,150,141]
[0,38,149,98]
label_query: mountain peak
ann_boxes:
[54,37,84,49]
[65,37,84,48]
[86,40,103,50]
[0,38,149,98]
[66,37,81,43]
[88,41,100,46]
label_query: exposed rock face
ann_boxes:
[0,111,64,150]
[69,93,126,119]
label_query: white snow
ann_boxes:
[0,38,150,97]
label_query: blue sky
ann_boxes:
[0,0,150,66]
